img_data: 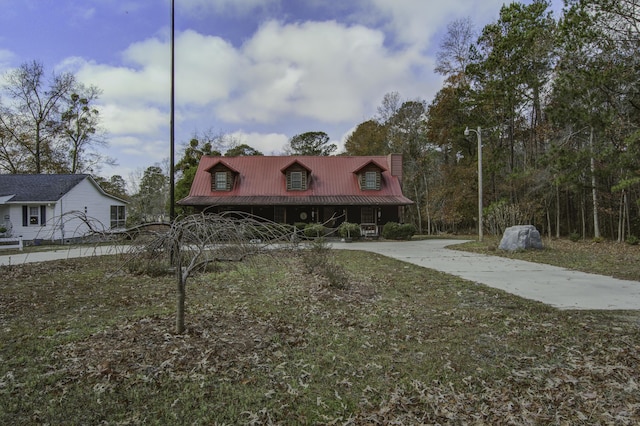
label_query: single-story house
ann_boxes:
[178,154,414,236]
[0,174,128,243]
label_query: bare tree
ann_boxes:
[376,91,402,125]
[0,61,76,173]
[127,212,299,334]
[435,17,476,80]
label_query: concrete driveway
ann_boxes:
[331,239,640,310]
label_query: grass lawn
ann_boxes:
[1,243,640,424]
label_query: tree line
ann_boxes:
[345,0,640,241]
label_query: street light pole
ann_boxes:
[465,126,483,242]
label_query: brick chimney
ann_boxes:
[387,153,403,181]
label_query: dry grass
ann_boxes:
[1,247,639,424]
[452,236,640,281]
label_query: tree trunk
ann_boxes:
[618,191,625,242]
[555,184,560,238]
[423,174,431,236]
[176,272,186,334]
[174,243,186,334]
[589,126,600,238]
[413,186,423,234]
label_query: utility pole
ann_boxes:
[169,0,176,221]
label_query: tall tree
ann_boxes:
[60,86,114,173]
[387,100,430,232]
[131,165,169,223]
[0,61,76,173]
[94,175,128,199]
[174,136,222,214]
[344,120,388,155]
[287,131,336,156]
[469,0,556,172]
[435,17,476,84]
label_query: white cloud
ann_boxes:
[58,0,526,179]
[181,0,279,16]
[365,0,511,49]
[99,104,167,136]
[219,20,430,124]
[229,130,289,155]
[0,49,15,72]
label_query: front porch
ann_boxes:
[201,204,405,237]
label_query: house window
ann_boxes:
[22,205,46,227]
[110,205,126,228]
[365,171,378,189]
[215,172,228,191]
[29,207,40,225]
[287,170,307,190]
[361,207,375,224]
[274,206,285,223]
[359,170,381,190]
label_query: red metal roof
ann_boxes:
[178,155,414,206]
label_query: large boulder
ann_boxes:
[499,225,543,251]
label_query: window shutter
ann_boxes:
[22,206,28,226]
[376,172,381,190]
[40,205,47,226]
[226,172,232,191]
[301,171,307,190]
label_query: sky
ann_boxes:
[0,0,564,184]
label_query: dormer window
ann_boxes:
[364,171,378,189]
[287,170,307,190]
[210,163,236,191]
[282,160,311,191]
[214,172,227,190]
[354,160,384,191]
[359,169,381,190]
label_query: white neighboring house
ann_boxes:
[0,174,128,243]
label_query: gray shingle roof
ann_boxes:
[0,174,89,202]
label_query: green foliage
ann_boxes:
[130,165,169,224]
[288,131,336,156]
[224,143,263,157]
[344,120,389,155]
[303,223,329,238]
[382,222,416,240]
[626,235,638,246]
[569,232,581,242]
[338,222,361,239]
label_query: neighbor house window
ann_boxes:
[110,205,126,228]
[22,205,46,227]
[29,207,40,225]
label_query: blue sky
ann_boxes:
[0,0,564,184]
